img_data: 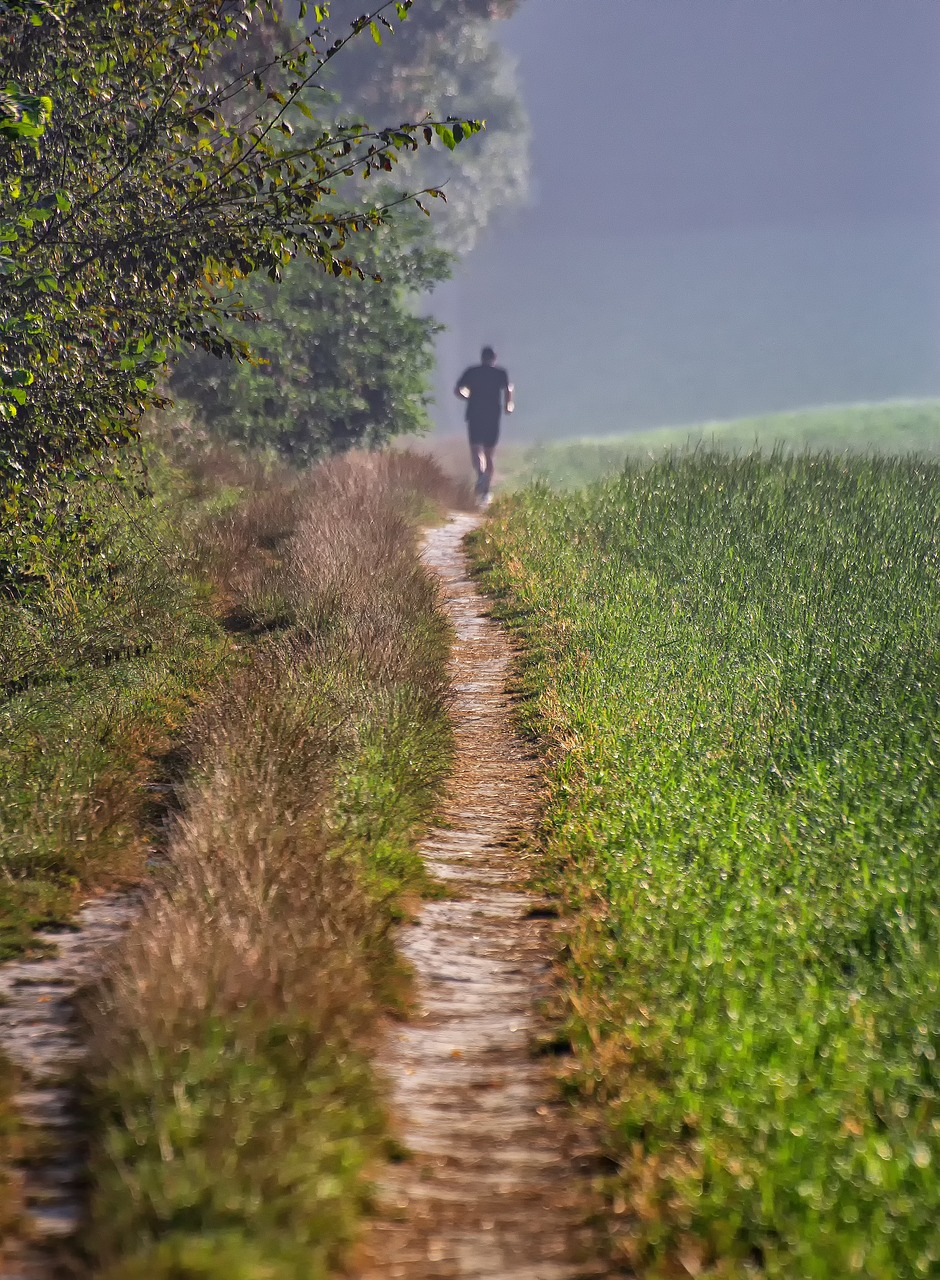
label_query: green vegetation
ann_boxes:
[326,0,529,252]
[472,452,940,1279]
[1,0,479,565]
[502,401,940,489]
[173,213,450,460]
[75,451,460,1279]
[0,449,234,1235]
[0,472,232,960]
[172,0,529,458]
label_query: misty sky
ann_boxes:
[503,0,940,237]
[437,0,940,438]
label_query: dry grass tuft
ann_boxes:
[78,447,464,1279]
[90,653,377,1061]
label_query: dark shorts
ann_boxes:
[468,417,500,448]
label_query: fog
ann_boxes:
[435,0,940,439]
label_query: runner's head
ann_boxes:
[481,345,496,365]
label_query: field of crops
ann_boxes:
[471,452,940,1278]
[499,400,940,490]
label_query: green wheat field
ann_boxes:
[471,441,940,1278]
[499,401,940,490]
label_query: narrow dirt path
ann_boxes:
[0,893,138,1279]
[356,514,609,1280]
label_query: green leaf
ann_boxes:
[432,123,456,152]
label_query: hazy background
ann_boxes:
[433,0,940,439]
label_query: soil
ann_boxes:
[0,893,139,1279]
[354,514,613,1280]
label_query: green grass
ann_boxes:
[500,400,940,490]
[471,451,940,1279]
[0,467,234,1234]
[0,463,237,961]
[82,1023,384,1280]
[0,632,227,959]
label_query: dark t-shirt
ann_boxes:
[457,364,510,427]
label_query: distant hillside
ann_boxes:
[499,401,940,488]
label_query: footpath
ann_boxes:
[0,511,609,1280]
[356,514,608,1280]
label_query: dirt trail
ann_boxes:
[356,514,609,1280]
[0,893,138,1279]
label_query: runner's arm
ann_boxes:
[455,370,471,400]
[504,378,515,415]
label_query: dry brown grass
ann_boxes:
[90,649,377,1061]
[189,448,471,640]
[77,447,465,1279]
[91,445,464,1050]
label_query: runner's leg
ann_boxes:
[470,440,487,497]
[480,447,496,497]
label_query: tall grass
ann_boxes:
[498,400,940,490]
[472,452,940,1280]
[0,460,237,961]
[0,454,235,1240]
[76,450,461,1279]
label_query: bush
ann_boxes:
[172,217,450,460]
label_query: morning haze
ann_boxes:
[438,0,940,439]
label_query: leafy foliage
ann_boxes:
[0,0,479,582]
[325,0,529,250]
[172,213,450,457]
[172,0,528,458]
[473,453,940,1279]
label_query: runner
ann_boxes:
[454,346,514,505]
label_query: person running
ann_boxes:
[455,345,514,505]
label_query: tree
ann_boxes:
[168,0,529,467]
[0,0,479,553]
[324,0,529,251]
[172,209,449,458]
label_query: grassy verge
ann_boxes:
[74,451,461,1279]
[0,468,232,958]
[470,453,940,1279]
[499,400,940,489]
[0,459,236,1234]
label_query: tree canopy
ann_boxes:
[324,0,529,250]
[0,0,479,545]
[170,0,528,461]
[172,209,450,458]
